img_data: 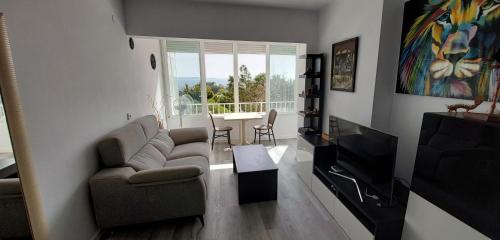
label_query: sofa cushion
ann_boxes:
[150,130,175,158]
[136,115,159,140]
[168,142,210,160]
[98,122,147,167]
[127,144,167,171]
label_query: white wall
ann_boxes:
[0,1,163,239]
[124,0,319,52]
[370,0,405,132]
[318,0,384,128]
[377,0,495,182]
[402,192,489,240]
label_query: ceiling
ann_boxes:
[192,0,331,10]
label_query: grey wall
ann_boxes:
[0,1,163,239]
[370,0,405,132]
[124,0,319,52]
[318,0,384,128]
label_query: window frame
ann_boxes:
[162,38,303,117]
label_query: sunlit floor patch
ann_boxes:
[266,145,288,164]
[209,163,233,171]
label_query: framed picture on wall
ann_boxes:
[331,37,359,92]
[397,0,500,100]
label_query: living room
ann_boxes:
[0,0,498,239]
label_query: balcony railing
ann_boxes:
[179,101,296,115]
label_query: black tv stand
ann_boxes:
[313,161,405,239]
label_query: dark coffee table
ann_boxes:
[232,144,278,204]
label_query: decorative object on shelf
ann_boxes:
[331,37,358,92]
[150,54,156,70]
[459,49,500,122]
[321,132,329,141]
[487,49,500,116]
[129,37,134,50]
[397,0,500,101]
[446,96,484,112]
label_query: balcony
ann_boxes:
[180,101,296,115]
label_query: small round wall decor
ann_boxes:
[150,54,156,70]
[129,37,135,50]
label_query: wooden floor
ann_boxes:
[101,139,348,240]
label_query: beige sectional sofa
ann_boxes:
[89,115,210,228]
[0,178,31,238]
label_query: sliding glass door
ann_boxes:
[204,42,235,114]
[269,45,297,112]
[237,44,267,113]
[165,40,202,128]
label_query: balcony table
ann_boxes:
[223,112,264,145]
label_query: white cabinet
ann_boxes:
[402,192,490,240]
[296,135,315,189]
[312,175,336,216]
[312,175,374,240]
[333,196,374,240]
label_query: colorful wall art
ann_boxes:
[397,0,500,100]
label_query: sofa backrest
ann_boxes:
[98,122,148,167]
[98,115,168,170]
[136,115,159,140]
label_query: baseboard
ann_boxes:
[90,229,103,240]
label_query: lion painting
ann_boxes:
[397,0,500,100]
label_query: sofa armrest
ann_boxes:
[0,178,22,197]
[169,127,208,145]
[129,165,202,184]
[89,167,136,187]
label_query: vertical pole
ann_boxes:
[0,13,47,239]
[266,44,271,113]
[199,41,208,118]
[233,42,239,113]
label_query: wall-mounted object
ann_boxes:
[150,54,156,70]
[397,0,500,101]
[330,37,358,92]
[129,37,134,50]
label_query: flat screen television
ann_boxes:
[329,116,398,205]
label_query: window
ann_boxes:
[269,45,296,112]
[237,44,267,112]
[204,42,235,114]
[164,39,300,116]
[166,40,202,115]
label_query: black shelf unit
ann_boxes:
[310,143,406,240]
[298,54,325,135]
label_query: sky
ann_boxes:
[169,53,296,82]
